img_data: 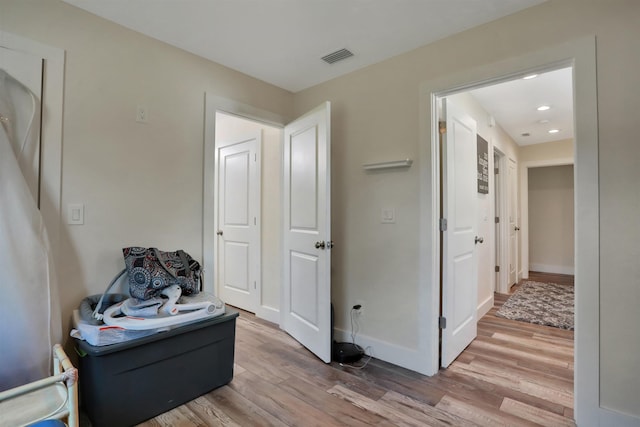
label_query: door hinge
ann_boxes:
[495,168,499,175]
[254,281,257,289]
[495,216,500,224]
[439,316,447,329]
[439,218,447,232]
[495,265,500,272]
[439,121,446,134]
[254,153,257,162]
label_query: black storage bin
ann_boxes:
[76,308,239,427]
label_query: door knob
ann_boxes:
[315,241,326,249]
[216,230,223,236]
[515,226,520,231]
[475,236,484,244]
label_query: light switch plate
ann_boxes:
[68,203,84,225]
[381,208,396,224]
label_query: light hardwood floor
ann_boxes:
[138,272,574,426]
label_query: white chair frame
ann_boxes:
[0,344,78,427]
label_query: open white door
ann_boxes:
[441,99,478,368]
[217,133,261,312]
[282,102,331,363]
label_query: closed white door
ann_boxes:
[0,46,43,205]
[441,99,478,368]
[508,158,518,286]
[282,102,331,363]
[217,135,261,312]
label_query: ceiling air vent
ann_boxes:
[321,48,354,64]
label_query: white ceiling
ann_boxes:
[61,0,546,93]
[61,0,572,146]
[469,67,574,146]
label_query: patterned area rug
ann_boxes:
[496,281,574,330]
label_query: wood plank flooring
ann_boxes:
[138,272,574,426]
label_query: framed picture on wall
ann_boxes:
[477,135,489,194]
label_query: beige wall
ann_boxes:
[519,139,574,279]
[520,138,573,163]
[528,165,574,274]
[294,0,640,417]
[0,0,293,336]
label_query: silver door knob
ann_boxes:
[216,230,223,236]
[315,241,326,249]
[475,236,484,244]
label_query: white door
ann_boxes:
[441,99,478,368]
[508,158,518,286]
[0,46,43,205]
[282,102,331,363]
[217,135,261,312]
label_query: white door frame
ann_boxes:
[519,157,574,279]
[419,37,600,425]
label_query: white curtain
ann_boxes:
[0,69,61,391]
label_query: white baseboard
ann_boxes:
[586,407,640,427]
[333,327,424,373]
[256,305,279,324]
[477,294,494,319]
[529,263,575,275]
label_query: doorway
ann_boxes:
[215,114,262,313]
[437,67,576,362]
[520,159,574,278]
[211,110,283,322]
[203,97,334,364]
[419,37,599,424]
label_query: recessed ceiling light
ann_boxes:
[538,119,550,124]
[537,105,551,111]
[523,74,538,80]
[548,129,560,134]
